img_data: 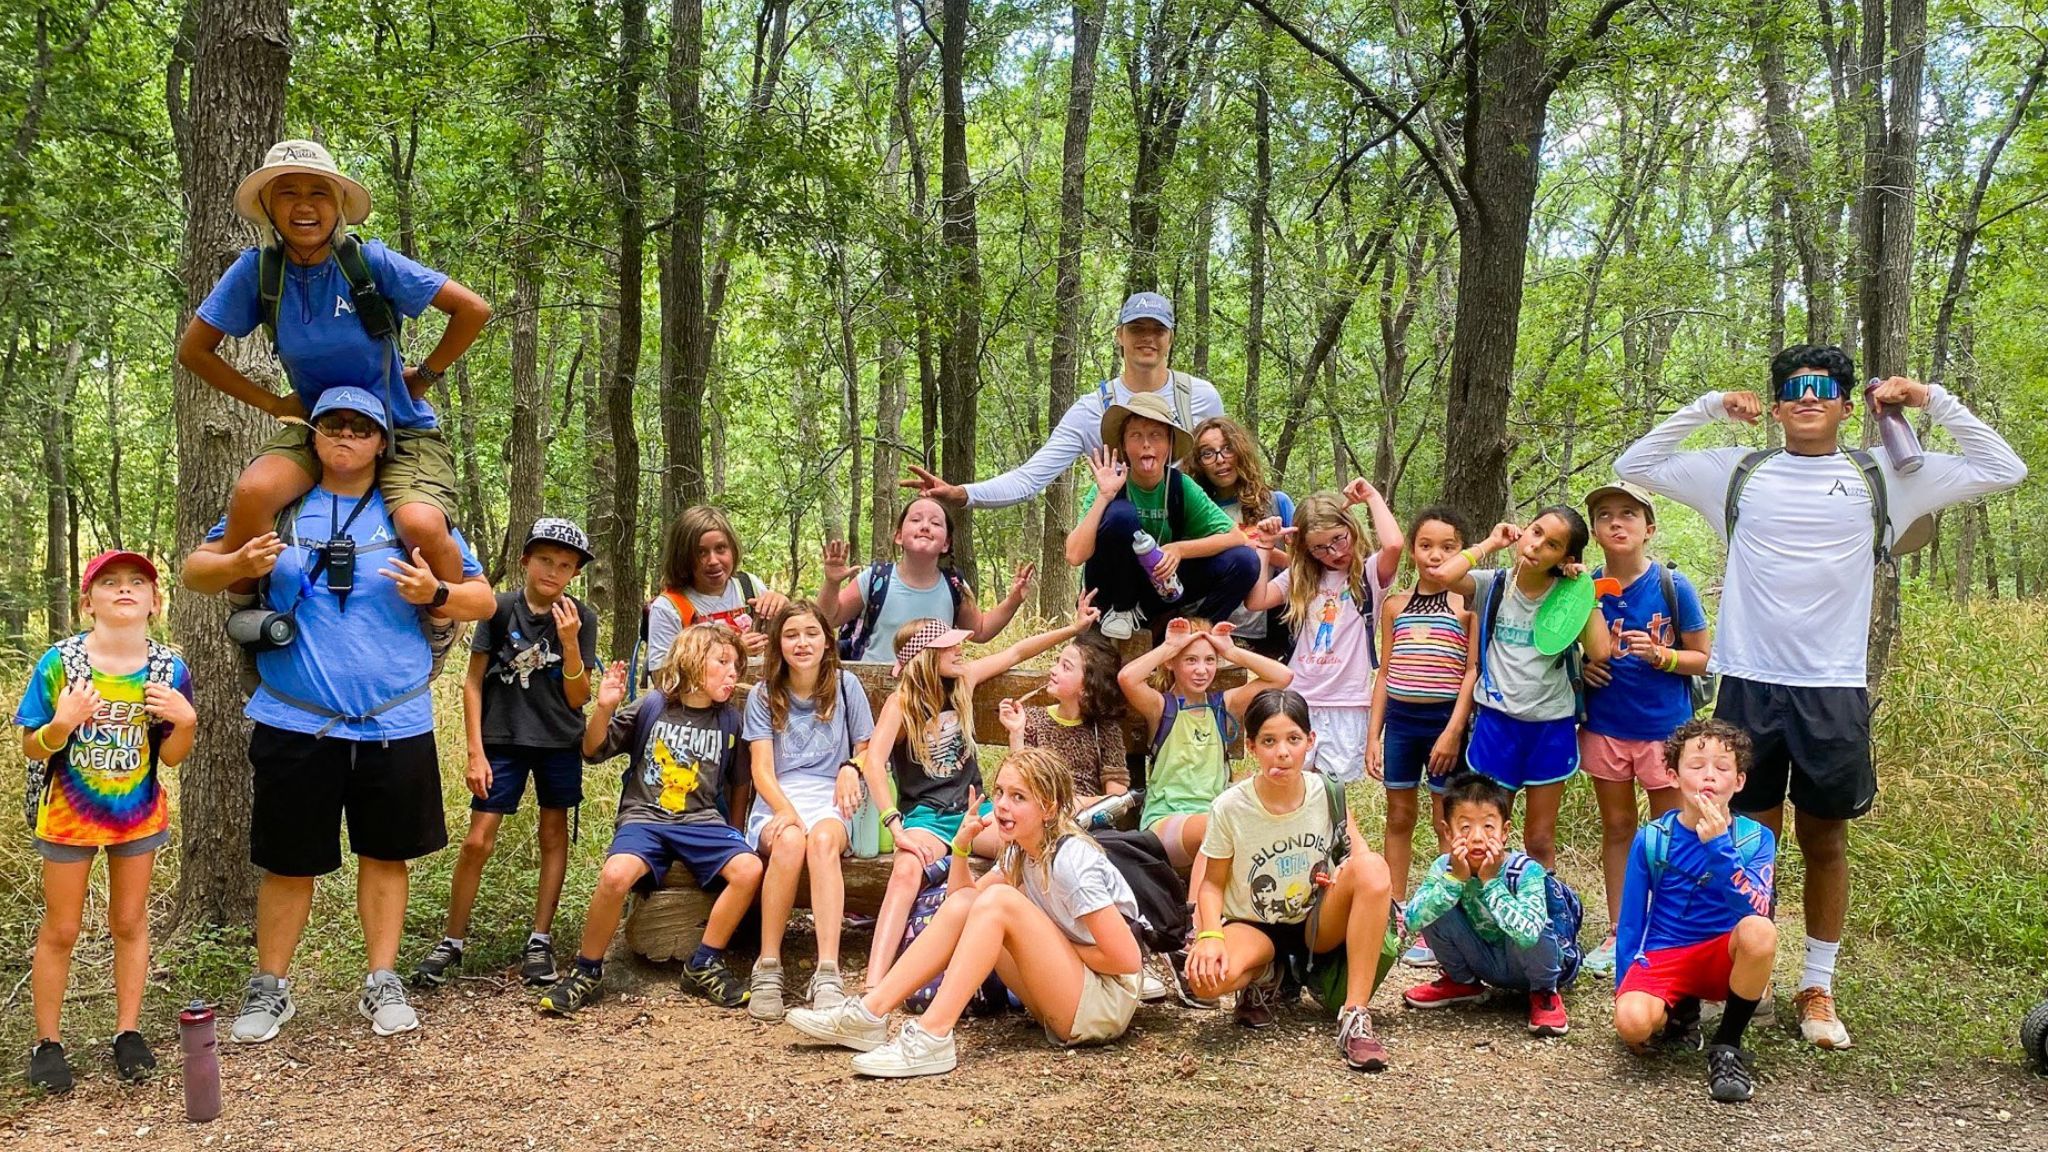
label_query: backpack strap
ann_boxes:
[257,244,285,349]
[1844,447,1894,567]
[1170,371,1194,432]
[861,561,893,637]
[736,571,760,604]
[941,568,969,614]
[1149,691,1184,760]
[1657,561,1679,623]
[1643,817,1671,889]
[1164,468,1187,539]
[331,234,400,342]
[56,634,93,685]
[1474,571,1508,702]
[663,587,696,628]
[257,676,434,740]
[1722,448,1778,545]
[1322,773,1350,868]
[1203,689,1237,747]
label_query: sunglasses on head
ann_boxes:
[1776,373,1843,403]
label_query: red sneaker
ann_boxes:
[1527,990,1570,1037]
[1402,975,1487,1009]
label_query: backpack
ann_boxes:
[1095,828,1190,954]
[1502,855,1585,986]
[1096,372,1196,437]
[256,235,399,346]
[1723,446,1930,568]
[1148,689,1236,761]
[1639,814,1775,917]
[24,636,181,831]
[632,575,760,696]
[836,562,970,661]
[1652,562,1717,713]
[1474,571,1584,721]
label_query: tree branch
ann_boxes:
[1545,0,1645,95]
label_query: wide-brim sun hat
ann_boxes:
[234,140,371,228]
[1101,390,1195,461]
[892,621,972,677]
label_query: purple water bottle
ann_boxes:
[1130,530,1183,602]
[179,1001,222,1122]
[1867,379,1924,475]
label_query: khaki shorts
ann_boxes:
[1046,970,1140,1047]
[258,422,458,522]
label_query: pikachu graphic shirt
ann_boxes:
[593,695,742,828]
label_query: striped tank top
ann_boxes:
[1384,588,1469,703]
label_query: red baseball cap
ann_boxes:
[80,550,160,592]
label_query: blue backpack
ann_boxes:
[1502,854,1585,985]
[1639,815,1776,917]
[836,562,969,662]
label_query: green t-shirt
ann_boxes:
[1080,468,1236,545]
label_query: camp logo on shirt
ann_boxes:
[1246,830,1332,921]
[643,718,728,813]
[336,294,356,317]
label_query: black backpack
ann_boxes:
[836,562,970,661]
[255,235,399,346]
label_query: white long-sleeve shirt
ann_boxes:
[1613,388,2026,687]
[962,372,1226,508]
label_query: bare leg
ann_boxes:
[928,886,1089,1040]
[1520,781,1566,870]
[759,824,809,962]
[574,854,651,963]
[1615,990,1669,1053]
[1185,922,1280,1001]
[31,860,91,1041]
[1591,776,1641,927]
[860,888,980,1015]
[357,857,410,972]
[392,501,467,585]
[1728,915,1778,999]
[443,810,503,940]
[1429,791,1450,854]
[1307,849,1394,1009]
[807,821,849,966]
[1793,811,1849,948]
[533,807,570,935]
[865,833,944,989]
[256,873,317,978]
[106,851,156,1034]
[224,454,315,553]
[1383,788,1420,899]
[701,852,764,950]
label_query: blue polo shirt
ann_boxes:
[1582,564,1709,742]
[197,239,448,430]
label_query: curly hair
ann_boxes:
[1184,416,1277,524]
[1069,632,1128,727]
[650,620,746,705]
[759,603,843,733]
[1769,344,1857,400]
[1663,718,1754,775]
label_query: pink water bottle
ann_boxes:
[1868,379,1924,475]
[179,1001,221,1122]
[1130,530,1184,602]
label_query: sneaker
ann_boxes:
[1167,950,1219,1009]
[748,960,786,1022]
[1527,990,1570,1037]
[26,1040,71,1094]
[1662,996,1703,1049]
[1793,986,1852,1050]
[359,970,420,1036]
[412,939,463,988]
[230,974,296,1044]
[1233,964,1282,1029]
[850,1019,957,1079]
[425,616,468,678]
[1403,975,1487,1010]
[537,966,603,1016]
[1336,1006,1389,1072]
[1401,939,1438,968]
[520,937,559,986]
[1583,935,1617,978]
[786,1001,889,1052]
[1137,972,1171,1003]
[1706,1043,1756,1103]
[806,963,847,1012]
[682,956,748,1009]
[111,1031,156,1082]
[1099,608,1143,641]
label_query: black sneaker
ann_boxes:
[111,1031,156,1082]
[412,939,463,988]
[1167,950,1220,1009]
[1706,1043,1755,1103]
[1662,996,1703,1049]
[27,1040,71,1093]
[537,967,602,1016]
[520,937,559,986]
[681,956,748,1009]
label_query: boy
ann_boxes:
[1063,392,1258,639]
[539,622,764,1015]
[1578,480,1711,976]
[1613,718,1779,1104]
[1402,771,1578,1037]
[414,518,599,989]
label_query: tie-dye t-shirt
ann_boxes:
[14,643,193,847]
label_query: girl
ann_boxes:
[744,604,876,1021]
[1184,689,1395,1072]
[784,749,1145,1078]
[1241,480,1404,782]
[15,552,196,1090]
[1185,417,1297,656]
[817,498,1034,665]
[857,593,1101,988]
[1117,617,1293,895]
[647,505,788,667]
[1366,505,1481,965]
[1431,507,1611,870]
[981,632,1129,855]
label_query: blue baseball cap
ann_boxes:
[309,386,389,430]
[1117,291,1175,330]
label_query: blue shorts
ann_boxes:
[607,821,751,891]
[1465,708,1579,790]
[1381,698,1459,793]
[900,805,965,842]
[475,744,584,814]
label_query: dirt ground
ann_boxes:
[9,949,2046,1152]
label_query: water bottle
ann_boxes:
[850,782,881,859]
[1868,379,1924,475]
[1077,791,1137,830]
[179,1001,221,1122]
[1130,530,1184,602]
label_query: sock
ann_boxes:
[444,936,465,952]
[687,943,724,970]
[1800,936,1840,993]
[1715,993,1761,1047]
[756,955,781,971]
[528,932,551,946]
[574,955,603,977]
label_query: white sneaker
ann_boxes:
[1138,972,1171,1003]
[1099,608,1142,641]
[786,1000,889,1052]
[359,970,420,1037]
[850,1020,957,1078]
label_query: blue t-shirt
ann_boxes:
[197,239,448,430]
[207,487,482,740]
[1582,564,1709,741]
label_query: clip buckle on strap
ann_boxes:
[260,678,433,740]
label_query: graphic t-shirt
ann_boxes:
[196,239,448,429]
[1021,836,1141,947]
[1079,468,1236,545]
[590,696,743,827]
[15,643,194,847]
[1200,776,1342,925]
[644,578,762,672]
[742,671,876,785]
[1583,565,1709,742]
[852,567,963,664]
[1276,568,1378,707]
[1469,568,1577,722]
[472,590,599,749]
[1022,706,1127,799]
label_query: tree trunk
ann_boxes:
[1122,0,1231,296]
[499,63,547,580]
[1751,9,1839,343]
[1190,184,1214,380]
[600,0,649,656]
[665,0,709,514]
[167,0,290,931]
[936,0,982,584]
[42,339,81,640]
[584,304,619,653]
[834,257,864,560]
[1243,22,1271,420]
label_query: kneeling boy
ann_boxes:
[1402,772,1578,1037]
[539,622,763,1015]
[1613,718,1779,1104]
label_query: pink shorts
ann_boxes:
[1578,731,1677,790]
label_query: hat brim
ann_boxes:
[526,536,595,565]
[1101,407,1196,463]
[891,627,974,675]
[234,165,372,227]
[1584,484,1655,523]
[81,551,159,591]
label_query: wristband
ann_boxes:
[881,808,902,827]
[951,842,972,859]
[1662,649,1680,673]
[1459,548,1480,567]
[1196,930,1226,942]
[33,724,64,754]
[562,665,587,681]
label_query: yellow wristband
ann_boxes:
[1662,649,1680,673]
[1459,548,1480,567]
[33,724,64,754]
[1196,930,1226,942]
[951,842,972,859]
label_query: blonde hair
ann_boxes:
[1149,618,1218,695]
[996,747,1092,889]
[891,618,975,773]
[761,603,842,732]
[1184,416,1276,523]
[651,621,745,704]
[1283,492,1369,630]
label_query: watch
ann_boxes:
[430,580,450,609]
[413,363,445,385]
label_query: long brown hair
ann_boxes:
[658,505,744,594]
[995,747,1093,889]
[760,603,843,733]
[1184,416,1276,524]
[892,618,975,772]
[1283,492,1369,630]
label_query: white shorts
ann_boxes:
[1308,705,1371,783]
[1046,970,1141,1047]
[745,774,847,847]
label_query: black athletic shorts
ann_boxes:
[1714,676,1876,821]
[248,723,449,876]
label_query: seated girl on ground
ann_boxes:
[646,506,788,666]
[817,497,1034,664]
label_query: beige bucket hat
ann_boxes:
[1100,390,1195,460]
[234,140,371,227]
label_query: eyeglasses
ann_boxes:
[312,417,381,441]
[1776,373,1842,403]
[1196,445,1235,464]
[1307,531,1352,559]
